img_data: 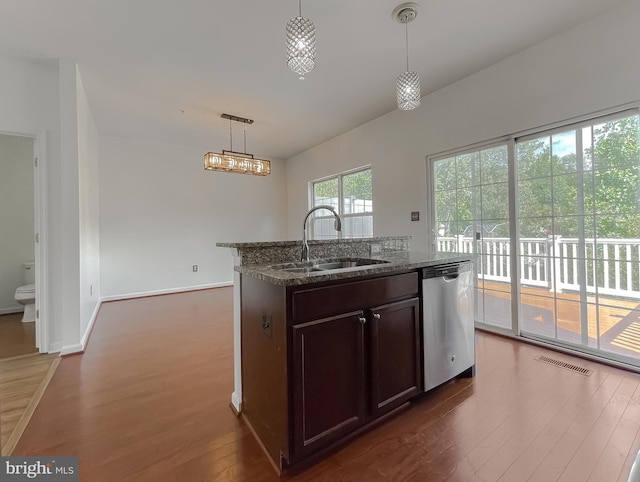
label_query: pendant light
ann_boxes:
[286,0,316,79]
[204,114,271,176]
[393,3,421,110]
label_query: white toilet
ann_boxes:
[14,261,36,323]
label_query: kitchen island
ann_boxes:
[217,237,473,473]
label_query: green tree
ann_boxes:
[313,178,338,202]
[516,115,640,239]
[586,116,640,238]
[313,169,372,213]
[435,147,510,237]
[343,169,372,201]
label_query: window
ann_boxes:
[310,167,373,239]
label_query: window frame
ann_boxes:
[309,165,373,240]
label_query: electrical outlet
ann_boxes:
[192,265,198,272]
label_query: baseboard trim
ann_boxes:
[231,391,242,413]
[0,307,23,315]
[101,282,233,302]
[59,343,83,356]
[79,298,102,352]
[47,341,62,353]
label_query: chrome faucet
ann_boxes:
[301,205,342,262]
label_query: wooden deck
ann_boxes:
[480,280,640,358]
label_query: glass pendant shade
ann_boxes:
[286,15,316,79]
[396,71,421,110]
[204,151,271,176]
[393,3,421,111]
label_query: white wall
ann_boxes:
[76,67,101,338]
[57,61,82,353]
[0,134,34,313]
[0,54,68,351]
[286,0,640,251]
[99,136,288,298]
[48,62,101,354]
[0,55,96,354]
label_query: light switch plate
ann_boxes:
[411,211,419,221]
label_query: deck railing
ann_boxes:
[437,236,640,299]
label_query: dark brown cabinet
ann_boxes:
[292,310,366,458]
[369,298,421,418]
[291,297,421,458]
[240,270,421,471]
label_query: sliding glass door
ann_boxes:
[432,143,513,333]
[516,113,640,363]
[430,110,640,367]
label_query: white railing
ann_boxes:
[437,236,640,299]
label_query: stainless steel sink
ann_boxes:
[280,266,313,273]
[276,258,390,274]
[313,259,389,271]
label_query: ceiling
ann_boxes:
[0,0,630,160]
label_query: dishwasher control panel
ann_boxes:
[422,261,472,279]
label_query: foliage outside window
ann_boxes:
[434,113,640,243]
[434,145,510,241]
[517,115,640,239]
[311,167,373,239]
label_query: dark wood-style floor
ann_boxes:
[0,313,37,360]
[12,287,640,481]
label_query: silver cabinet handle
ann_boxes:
[373,313,381,320]
[358,317,367,324]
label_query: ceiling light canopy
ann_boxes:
[286,0,316,80]
[204,114,271,176]
[393,3,421,111]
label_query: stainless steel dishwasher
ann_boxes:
[422,261,475,392]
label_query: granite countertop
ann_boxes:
[216,236,411,249]
[236,251,475,286]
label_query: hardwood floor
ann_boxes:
[0,352,60,455]
[12,287,640,481]
[0,313,37,360]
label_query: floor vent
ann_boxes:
[534,355,593,376]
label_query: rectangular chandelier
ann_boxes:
[204,113,271,176]
[204,151,271,176]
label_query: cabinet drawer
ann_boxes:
[291,272,418,323]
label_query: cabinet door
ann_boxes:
[292,310,366,459]
[369,297,421,418]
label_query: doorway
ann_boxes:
[0,131,47,358]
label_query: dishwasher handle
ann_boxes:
[422,262,471,279]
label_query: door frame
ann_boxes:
[2,129,49,352]
[34,130,48,352]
